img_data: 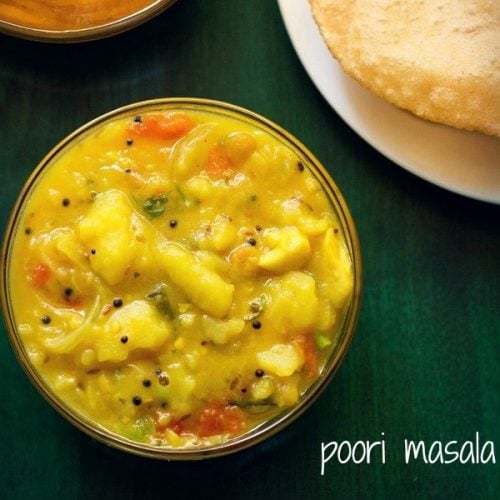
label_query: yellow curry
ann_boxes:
[0,0,156,31]
[8,108,354,448]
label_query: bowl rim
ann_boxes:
[0,0,177,43]
[0,97,363,459]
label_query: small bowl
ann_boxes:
[1,98,362,459]
[0,0,177,43]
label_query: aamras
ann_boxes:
[5,104,355,450]
[0,0,157,31]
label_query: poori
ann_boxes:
[310,0,500,136]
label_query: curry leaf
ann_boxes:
[143,194,168,217]
[145,282,173,318]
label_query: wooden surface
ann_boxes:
[0,1,499,498]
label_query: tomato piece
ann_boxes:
[193,401,246,438]
[166,401,247,438]
[128,113,194,140]
[206,144,233,179]
[30,264,51,288]
[167,417,188,436]
[293,334,318,378]
[65,295,83,308]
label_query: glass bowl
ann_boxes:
[1,98,362,459]
[0,0,177,43]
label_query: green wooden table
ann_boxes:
[1,1,498,498]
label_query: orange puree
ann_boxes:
[0,0,157,30]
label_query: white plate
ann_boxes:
[278,0,500,204]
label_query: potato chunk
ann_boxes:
[256,344,304,377]
[209,217,237,252]
[279,198,330,236]
[78,190,152,285]
[309,227,353,309]
[201,316,245,344]
[196,216,237,252]
[171,123,219,178]
[157,242,234,318]
[96,300,172,362]
[258,226,311,273]
[153,363,196,414]
[265,271,319,333]
[29,227,99,298]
